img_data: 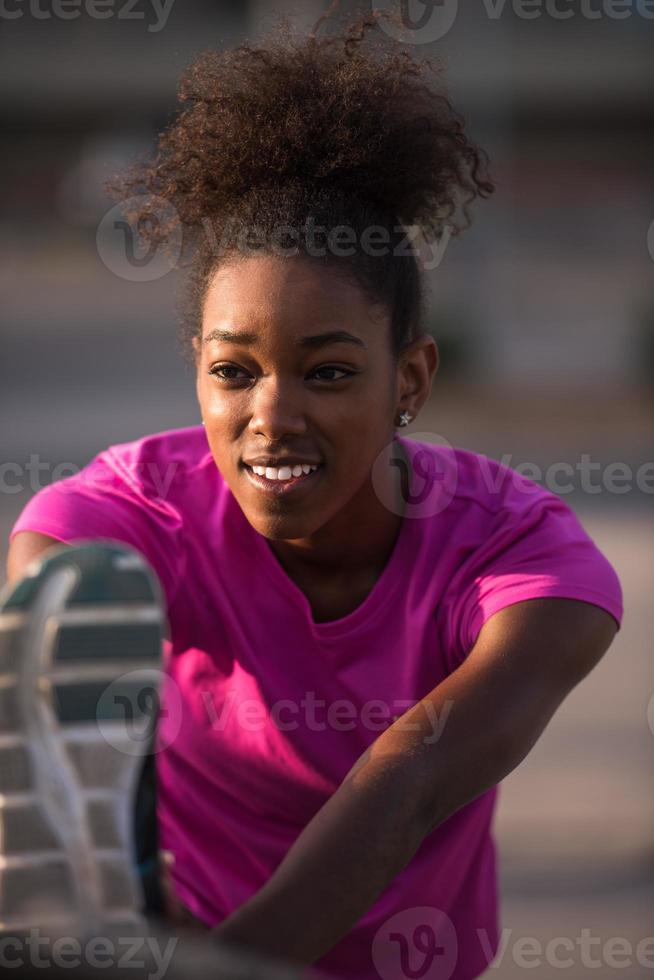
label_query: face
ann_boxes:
[195,254,436,542]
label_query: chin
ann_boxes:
[246,508,320,541]
[231,487,325,539]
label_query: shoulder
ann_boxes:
[407,438,617,577]
[9,426,214,607]
[400,436,554,528]
[99,425,213,503]
[400,438,623,658]
[60,424,224,527]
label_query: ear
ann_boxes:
[397,334,439,417]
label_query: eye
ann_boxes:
[208,364,251,383]
[208,363,356,384]
[310,365,356,382]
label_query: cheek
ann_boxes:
[199,380,239,427]
[324,375,393,429]
[343,393,394,442]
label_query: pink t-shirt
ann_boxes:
[9,426,623,980]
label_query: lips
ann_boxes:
[242,457,322,468]
[242,462,323,495]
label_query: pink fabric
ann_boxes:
[9,426,623,980]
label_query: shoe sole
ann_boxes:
[0,541,166,941]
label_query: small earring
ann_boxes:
[201,420,205,427]
[397,411,413,427]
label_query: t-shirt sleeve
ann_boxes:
[452,491,624,658]
[8,448,184,609]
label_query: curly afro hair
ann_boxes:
[106,3,494,365]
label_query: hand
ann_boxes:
[159,850,210,933]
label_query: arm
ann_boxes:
[211,597,618,965]
[6,531,65,584]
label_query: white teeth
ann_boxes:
[250,463,319,481]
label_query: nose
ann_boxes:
[247,376,307,441]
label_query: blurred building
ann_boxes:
[1,1,652,400]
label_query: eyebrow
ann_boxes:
[202,328,367,351]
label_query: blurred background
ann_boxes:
[1,0,653,976]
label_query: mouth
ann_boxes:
[240,461,324,495]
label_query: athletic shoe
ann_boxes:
[0,540,165,942]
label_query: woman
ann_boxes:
[6,8,623,980]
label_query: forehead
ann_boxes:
[202,255,388,333]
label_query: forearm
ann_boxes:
[211,680,555,963]
[211,599,616,966]
[210,735,431,965]
[210,688,508,965]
